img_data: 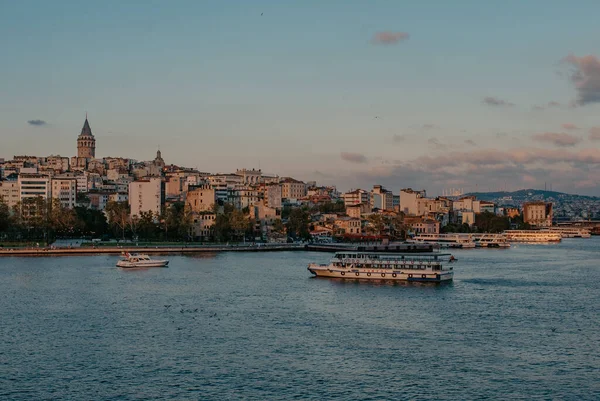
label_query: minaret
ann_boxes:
[77,115,96,160]
[154,148,165,168]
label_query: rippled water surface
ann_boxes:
[1,239,600,400]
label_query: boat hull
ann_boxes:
[116,260,169,268]
[307,264,453,282]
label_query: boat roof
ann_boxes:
[334,251,452,257]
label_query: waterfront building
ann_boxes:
[0,179,20,209]
[334,217,362,235]
[523,201,553,227]
[371,185,394,211]
[45,155,70,173]
[128,177,164,218]
[236,168,262,185]
[186,184,216,213]
[281,178,307,200]
[51,177,77,209]
[18,173,51,201]
[399,188,427,215]
[346,203,370,218]
[404,216,440,234]
[190,213,216,241]
[342,189,370,207]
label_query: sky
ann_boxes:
[2,0,600,195]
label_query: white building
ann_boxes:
[399,188,427,216]
[342,189,369,207]
[18,173,51,201]
[129,177,164,218]
[51,178,78,209]
[371,185,394,211]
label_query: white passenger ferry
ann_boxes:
[470,233,511,248]
[503,230,562,243]
[410,233,476,249]
[545,227,591,238]
[308,252,454,283]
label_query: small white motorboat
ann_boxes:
[116,253,169,268]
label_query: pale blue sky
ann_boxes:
[2,1,600,194]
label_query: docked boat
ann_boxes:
[503,230,562,243]
[470,233,511,248]
[307,251,454,282]
[410,233,476,249]
[545,227,591,238]
[116,253,169,268]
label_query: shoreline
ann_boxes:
[0,242,435,257]
[0,244,306,257]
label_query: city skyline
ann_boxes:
[2,1,600,195]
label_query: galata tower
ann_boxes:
[77,115,96,159]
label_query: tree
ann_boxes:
[105,201,130,240]
[73,207,108,238]
[0,197,10,232]
[286,208,310,240]
[367,214,385,236]
[138,211,158,240]
[272,218,285,234]
[230,209,250,241]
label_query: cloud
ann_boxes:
[563,54,600,106]
[482,96,515,107]
[464,139,477,146]
[392,134,405,142]
[27,119,47,126]
[590,127,600,141]
[340,152,368,164]
[532,132,582,147]
[427,137,444,149]
[329,146,600,196]
[371,31,410,45]
[561,123,579,130]
[533,101,561,111]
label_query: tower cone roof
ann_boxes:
[79,117,94,137]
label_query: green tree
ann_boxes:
[272,218,285,234]
[0,197,11,232]
[138,211,158,240]
[230,209,250,241]
[286,208,310,240]
[105,201,130,240]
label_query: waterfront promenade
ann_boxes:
[0,241,434,257]
[0,243,306,257]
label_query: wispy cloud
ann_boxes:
[427,137,444,149]
[371,31,410,45]
[532,132,582,147]
[590,127,600,141]
[563,54,600,106]
[464,139,477,146]
[340,152,368,164]
[27,119,47,126]
[533,101,561,111]
[482,96,515,107]
[561,123,579,130]
[338,147,600,196]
